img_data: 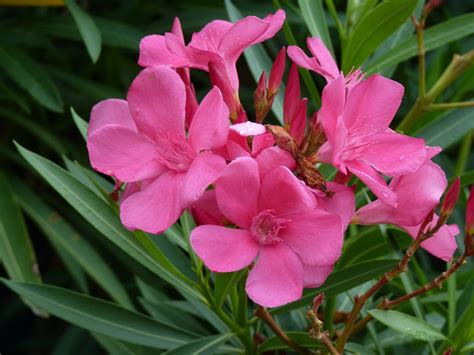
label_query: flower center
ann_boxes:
[155,134,196,172]
[250,209,288,246]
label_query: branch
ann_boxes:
[255,306,310,355]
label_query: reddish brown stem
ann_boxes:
[255,306,309,355]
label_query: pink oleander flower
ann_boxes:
[354,148,459,261]
[138,10,285,95]
[288,37,362,88]
[190,157,343,307]
[87,66,229,234]
[317,75,427,206]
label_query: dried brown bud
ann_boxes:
[266,125,299,158]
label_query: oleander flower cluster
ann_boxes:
[86,10,459,307]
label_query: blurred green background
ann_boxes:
[0,1,473,354]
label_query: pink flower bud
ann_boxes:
[283,64,300,128]
[254,71,268,123]
[441,177,460,218]
[268,47,286,97]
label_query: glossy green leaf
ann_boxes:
[12,180,134,310]
[1,279,196,349]
[65,0,102,63]
[415,107,474,149]
[259,331,324,352]
[0,172,43,315]
[214,270,245,307]
[15,143,203,302]
[92,333,150,355]
[367,13,474,74]
[71,107,88,141]
[345,0,377,30]
[369,309,447,342]
[0,44,63,112]
[342,0,418,72]
[224,0,284,121]
[272,259,399,315]
[298,0,333,55]
[163,333,234,355]
[139,298,207,336]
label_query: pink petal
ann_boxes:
[280,210,343,266]
[316,182,355,229]
[287,45,317,71]
[230,122,267,137]
[120,172,185,234]
[346,160,397,206]
[246,243,303,307]
[190,190,227,226]
[303,263,334,288]
[251,132,275,156]
[290,98,307,144]
[138,35,191,68]
[255,147,296,179]
[343,75,404,135]
[87,125,165,182]
[219,16,269,65]
[188,87,229,152]
[165,32,214,71]
[258,166,316,217]
[127,66,185,141]
[181,152,226,208]
[189,20,232,53]
[359,132,426,176]
[256,9,286,43]
[402,216,459,262]
[215,157,260,229]
[355,160,446,226]
[88,99,136,136]
[191,225,259,272]
[307,37,339,80]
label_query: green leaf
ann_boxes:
[298,0,333,55]
[338,226,412,267]
[367,13,474,74]
[15,143,203,302]
[0,107,65,155]
[0,44,63,112]
[368,309,447,342]
[259,331,324,352]
[1,279,196,349]
[272,259,399,315]
[71,108,88,141]
[342,0,418,72]
[0,172,44,315]
[415,107,474,149]
[139,298,207,336]
[214,270,245,307]
[163,333,234,355]
[64,0,102,63]
[345,0,377,31]
[224,0,284,121]
[11,180,135,310]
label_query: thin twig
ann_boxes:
[429,101,474,110]
[319,332,340,355]
[255,306,310,355]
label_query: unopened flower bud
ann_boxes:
[268,47,286,97]
[423,0,443,17]
[254,71,268,123]
[440,177,460,220]
[465,186,474,255]
[307,293,324,339]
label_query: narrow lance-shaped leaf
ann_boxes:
[11,180,135,310]
[1,279,197,349]
[342,0,418,72]
[272,259,399,315]
[163,333,235,355]
[0,44,63,112]
[0,172,45,316]
[367,13,474,74]
[71,107,88,141]
[368,309,447,342]
[298,0,334,55]
[64,0,102,63]
[14,143,204,302]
